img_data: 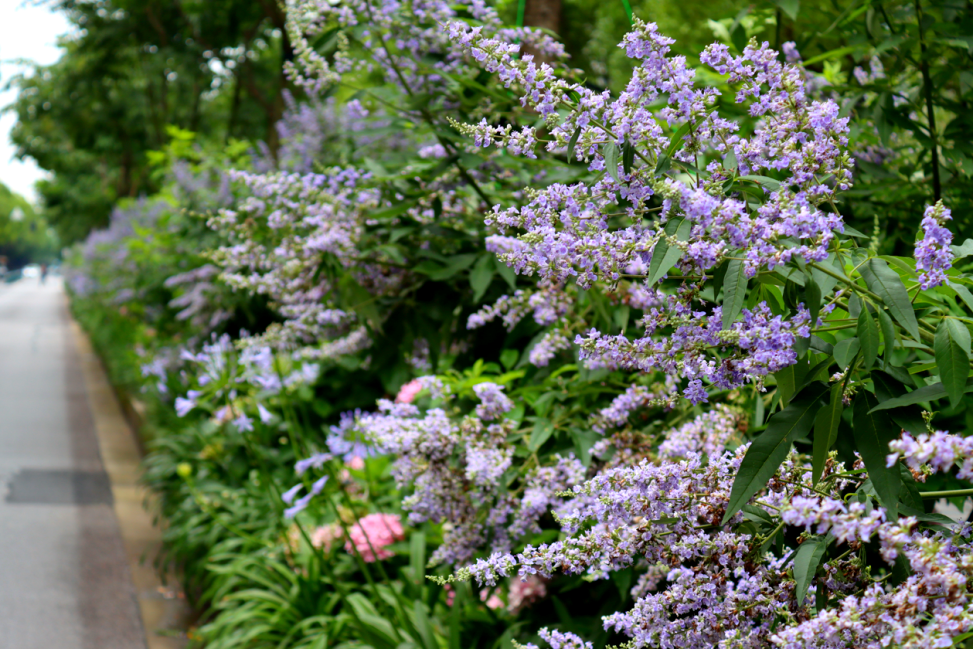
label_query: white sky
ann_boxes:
[0,1,71,204]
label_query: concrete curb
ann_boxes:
[68,318,191,649]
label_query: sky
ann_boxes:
[0,1,71,204]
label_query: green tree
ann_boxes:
[5,0,294,244]
[0,182,58,267]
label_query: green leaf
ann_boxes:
[935,318,971,408]
[736,174,781,192]
[871,370,924,439]
[412,601,438,649]
[775,364,797,409]
[951,238,973,259]
[409,532,426,592]
[603,143,620,182]
[721,258,748,330]
[566,126,581,161]
[415,253,478,281]
[656,122,691,174]
[529,418,554,451]
[345,595,402,648]
[370,199,418,221]
[802,45,860,66]
[647,218,692,285]
[858,308,879,369]
[949,281,973,312]
[793,534,831,607]
[469,255,495,302]
[833,337,860,370]
[860,259,920,341]
[338,275,384,332]
[810,255,841,297]
[806,276,822,329]
[723,382,828,523]
[853,392,901,519]
[494,257,517,289]
[742,504,776,526]
[772,0,800,20]
[868,381,956,412]
[812,383,844,485]
[622,141,636,175]
[875,307,897,363]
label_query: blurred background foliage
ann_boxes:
[6,0,973,251]
[0,181,57,267]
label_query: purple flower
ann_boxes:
[281,483,304,505]
[915,201,954,290]
[233,413,254,432]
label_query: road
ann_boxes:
[0,278,146,648]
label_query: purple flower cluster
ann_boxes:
[448,20,848,403]
[773,517,973,648]
[656,404,742,459]
[210,166,395,357]
[576,302,811,403]
[336,380,583,566]
[287,0,564,105]
[590,380,674,433]
[522,628,592,649]
[472,382,514,420]
[914,201,954,290]
[446,436,973,649]
[888,430,973,479]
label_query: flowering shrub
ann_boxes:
[64,1,973,648]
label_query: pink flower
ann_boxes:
[345,513,405,562]
[347,455,365,471]
[507,575,547,613]
[480,589,504,610]
[310,523,343,551]
[395,379,424,403]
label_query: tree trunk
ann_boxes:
[523,0,561,62]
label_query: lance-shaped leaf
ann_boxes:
[859,259,920,341]
[647,218,692,285]
[469,254,495,302]
[603,143,620,182]
[858,308,879,369]
[622,141,636,174]
[875,307,896,363]
[655,122,691,173]
[949,281,973,312]
[566,126,581,161]
[812,383,844,485]
[810,255,841,297]
[870,381,950,412]
[833,337,860,370]
[853,392,901,520]
[871,370,926,436]
[935,318,971,408]
[723,382,829,524]
[721,258,748,330]
[772,0,800,21]
[793,534,832,607]
[805,275,822,328]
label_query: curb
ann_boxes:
[69,318,192,649]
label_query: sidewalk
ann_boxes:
[69,299,192,649]
[0,279,188,648]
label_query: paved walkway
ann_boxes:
[0,278,180,648]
